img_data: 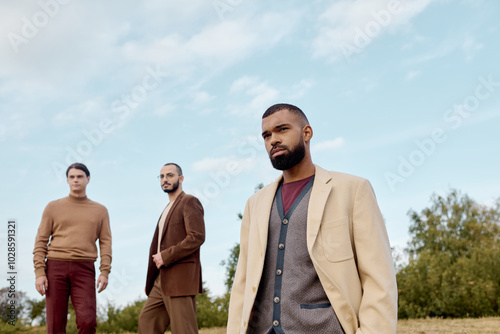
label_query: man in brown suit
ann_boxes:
[138,163,205,334]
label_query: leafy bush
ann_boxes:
[397,190,500,318]
[196,287,229,328]
[97,299,145,333]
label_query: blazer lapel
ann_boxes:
[256,178,281,254]
[161,191,185,240]
[307,165,333,252]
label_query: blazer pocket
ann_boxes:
[300,302,331,309]
[320,217,353,262]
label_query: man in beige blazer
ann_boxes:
[227,104,397,333]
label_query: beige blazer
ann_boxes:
[227,165,397,334]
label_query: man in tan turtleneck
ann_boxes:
[33,163,112,334]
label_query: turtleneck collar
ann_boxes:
[68,194,88,202]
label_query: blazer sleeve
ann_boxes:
[160,196,205,266]
[227,199,251,332]
[353,179,398,334]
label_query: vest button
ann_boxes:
[282,218,288,225]
[273,320,279,327]
[276,269,282,275]
[278,243,285,250]
[274,296,280,303]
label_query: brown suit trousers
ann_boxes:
[138,276,197,334]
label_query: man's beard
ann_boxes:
[163,179,180,193]
[269,140,306,171]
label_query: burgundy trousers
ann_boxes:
[45,259,97,334]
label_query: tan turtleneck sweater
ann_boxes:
[33,195,112,278]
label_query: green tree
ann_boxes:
[397,189,500,318]
[196,285,227,328]
[97,299,145,333]
[0,287,28,325]
[222,183,263,291]
[213,242,241,325]
[194,183,264,328]
[221,243,240,294]
[27,298,46,325]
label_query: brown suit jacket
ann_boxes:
[145,192,205,297]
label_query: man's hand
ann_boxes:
[35,276,48,296]
[152,253,164,269]
[97,275,108,293]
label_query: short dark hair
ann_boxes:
[164,163,183,176]
[262,103,309,125]
[66,163,90,177]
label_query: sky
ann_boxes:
[1,0,499,309]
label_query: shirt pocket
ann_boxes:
[320,217,353,262]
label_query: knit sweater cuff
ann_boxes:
[34,268,46,278]
[99,269,110,278]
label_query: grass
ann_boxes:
[167,328,226,334]
[188,318,500,334]
[397,317,500,333]
[26,318,500,333]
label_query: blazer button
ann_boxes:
[278,243,285,250]
[276,269,282,275]
[273,320,279,327]
[282,218,288,225]
[274,296,280,303]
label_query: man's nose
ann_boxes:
[270,134,281,147]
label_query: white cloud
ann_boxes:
[0,109,44,141]
[52,99,106,127]
[153,103,175,117]
[192,91,215,105]
[313,137,345,151]
[406,70,421,80]
[192,156,256,173]
[227,76,316,117]
[122,12,298,77]
[0,2,131,82]
[401,34,426,50]
[404,42,457,65]
[289,79,315,99]
[462,34,483,62]
[230,76,260,94]
[0,3,300,140]
[312,0,434,62]
[227,77,280,118]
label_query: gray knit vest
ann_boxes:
[249,178,344,334]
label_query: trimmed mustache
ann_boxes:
[271,145,287,155]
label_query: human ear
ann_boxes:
[303,125,313,142]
